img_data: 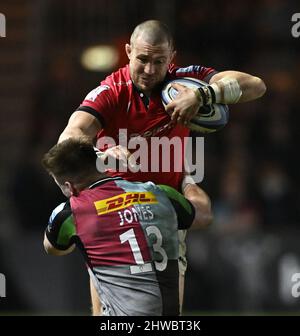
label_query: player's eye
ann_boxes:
[137,57,147,64]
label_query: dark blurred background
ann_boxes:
[0,0,300,315]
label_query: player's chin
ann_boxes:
[138,79,158,91]
[136,84,151,93]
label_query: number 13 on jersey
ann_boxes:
[119,226,168,274]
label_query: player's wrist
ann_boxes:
[197,85,217,105]
[200,77,242,105]
[194,88,202,104]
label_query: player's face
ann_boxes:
[126,39,175,95]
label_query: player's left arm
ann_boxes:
[166,69,266,125]
[44,202,76,256]
[209,70,266,103]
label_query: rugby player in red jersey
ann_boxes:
[57,20,266,314]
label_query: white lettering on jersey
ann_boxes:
[85,85,110,102]
[113,80,132,86]
[118,205,154,225]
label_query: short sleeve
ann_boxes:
[158,184,195,229]
[171,64,218,83]
[78,84,116,128]
[45,201,76,250]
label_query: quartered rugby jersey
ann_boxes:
[78,64,216,190]
[46,177,195,316]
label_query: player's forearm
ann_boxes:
[58,126,93,144]
[210,70,266,103]
[58,111,102,144]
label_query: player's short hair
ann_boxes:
[130,20,174,50]
[42,138,98,184]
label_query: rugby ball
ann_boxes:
[161,77,229,133]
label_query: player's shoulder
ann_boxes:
[101,65,132,91]
[156,184,181,199]
[142,182,179,201]
[83,66,131,105]
[48,201,72,226]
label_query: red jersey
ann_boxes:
[78,64,216,190]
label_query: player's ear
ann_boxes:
[125,44,132,59]
[69,182,79,197]
[170,49,177,63]
[63,181,78,197]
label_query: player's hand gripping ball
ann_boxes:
[161,77,229,133]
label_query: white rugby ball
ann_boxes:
[161,77,229,133]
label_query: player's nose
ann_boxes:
[144,62,155,75]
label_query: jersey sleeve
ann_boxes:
[158,184,195,230]
[45,201,76,250]
[171,64,218,83]
[77,84,116,128]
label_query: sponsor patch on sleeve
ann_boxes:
[84,85,110,102]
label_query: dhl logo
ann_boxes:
[94,192,158,215]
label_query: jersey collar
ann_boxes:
[88,176,123,189]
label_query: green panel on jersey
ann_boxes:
[158,184,193,215]
[57,215,76,246]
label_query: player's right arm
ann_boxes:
[58,83,116,143]
[58,111,102,143]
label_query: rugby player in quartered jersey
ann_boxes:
[45,177,195,316]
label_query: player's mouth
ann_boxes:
[141,77,154,85]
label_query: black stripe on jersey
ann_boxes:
[46,201,74,250]
[88,177,123,189]
[156,259,180,316]
[76,105,106,128]
[158,185,195,230]
[169,198,195,230]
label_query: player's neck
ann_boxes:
[76,173,107,191]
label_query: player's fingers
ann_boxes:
[178,108,194,126]
[171,83,186,92]
[170,108,181,122]
[177,113,188,126]
[117,145,131,160]
[105,148,119,160]
[165,100,176,114]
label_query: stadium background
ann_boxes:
[0,0,299,315]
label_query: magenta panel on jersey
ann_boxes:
[70,179,152,267]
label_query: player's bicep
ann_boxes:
[44,233,75,256]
